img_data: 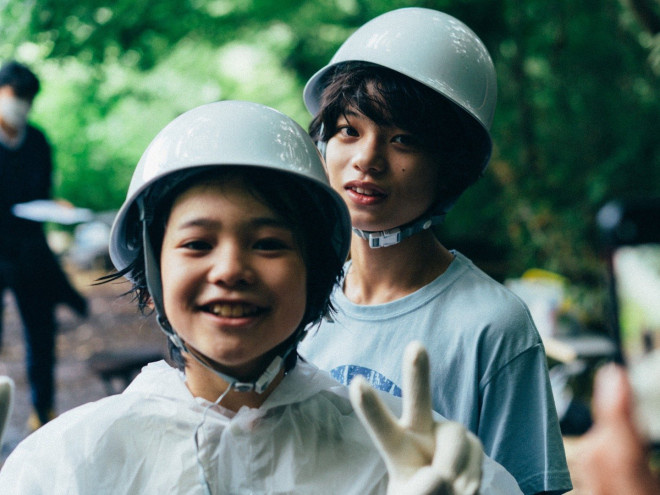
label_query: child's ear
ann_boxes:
[146,297,155,310]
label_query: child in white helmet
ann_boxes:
[0,101,522,494]
[298,8,572,495]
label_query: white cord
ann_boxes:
[194,382,233,495]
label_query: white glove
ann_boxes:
[349,341,483,495]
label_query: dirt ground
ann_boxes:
[0,265,168,466]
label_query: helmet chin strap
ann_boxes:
[351,213,446,248]
[139,200,293,394]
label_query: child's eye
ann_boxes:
[392,134,422,148]
[182,240,212,251]
[336,125,359,138]
[253,237,292,251]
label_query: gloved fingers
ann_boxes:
[401,341,434,432]
[452,433,483,495]
[350,375,403,457]
[432,421,483,495]
[396,426,482,495]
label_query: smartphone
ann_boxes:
[597,197,660,448]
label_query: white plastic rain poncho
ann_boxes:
[0,360,521,494]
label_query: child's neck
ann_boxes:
[345,230,454,305]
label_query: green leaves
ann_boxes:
[2,0,660,326]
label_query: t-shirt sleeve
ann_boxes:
[478,343,572,495]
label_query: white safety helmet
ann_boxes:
[109,100,351,393]
[111,100,350,272]
[303,8,497,247]
[305,7,496,167]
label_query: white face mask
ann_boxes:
[0,95,31,129]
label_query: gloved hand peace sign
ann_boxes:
[350,341,483,495]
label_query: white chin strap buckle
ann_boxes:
[253,356,284,393]
[365,228,401,248]
[355,217,440,249]
[230,355,285,393]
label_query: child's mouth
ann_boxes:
[205,303,262,318]
[349,186,385,197]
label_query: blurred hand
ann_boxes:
[350,341,483,495]
[575,363,660,495]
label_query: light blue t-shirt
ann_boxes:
[300,252,572,495]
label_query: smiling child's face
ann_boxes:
[325,106,441,234]
[160,177,307,381]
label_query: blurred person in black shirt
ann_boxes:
[0,60,87,430]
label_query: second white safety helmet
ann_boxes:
[304,7,497,179]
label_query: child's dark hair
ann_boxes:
[103,167,344,370]
[309,61,482,194]
[0,61,40,100]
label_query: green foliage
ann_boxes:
[2,0,660,325]
[441,0,660,286]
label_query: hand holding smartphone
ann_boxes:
[597,197,660,449]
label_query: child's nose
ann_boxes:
[207,245,254,287]
[351,135,386,175]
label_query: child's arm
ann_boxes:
[349,341,484,495]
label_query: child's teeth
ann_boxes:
[210,304,254,317]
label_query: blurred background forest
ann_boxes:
[2,0,660,330]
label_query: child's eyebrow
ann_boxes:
[175,216,292,231]
[249,217,293,231]
[339,109,360,120]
